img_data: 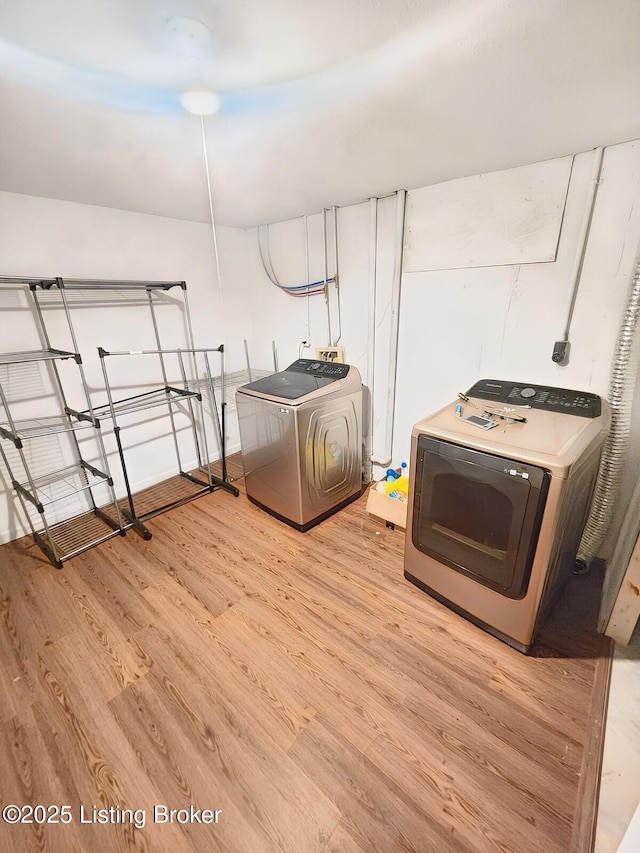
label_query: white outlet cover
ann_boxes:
[315,346,345,362]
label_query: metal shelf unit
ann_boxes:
[93,346,239,539]
[0,347,124,569]
[24,277,239,539]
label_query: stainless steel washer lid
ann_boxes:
[239,370,335,400]
[236,359,361,405]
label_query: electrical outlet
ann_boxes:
[316,346,345,363]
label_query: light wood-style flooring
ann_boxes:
[0,463,611,852]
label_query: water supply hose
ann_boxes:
[577,247,640,567]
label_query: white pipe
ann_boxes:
[372,189,407,469]
[562,147,604,343]
[332,205,342,345]
[304,215,311,345]
[364,197,378,483]
[322,208,332,346]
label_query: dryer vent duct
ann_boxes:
[577,248,640,567]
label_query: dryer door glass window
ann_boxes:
[412,436,548,599]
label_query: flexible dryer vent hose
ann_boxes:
[577,248,640,567]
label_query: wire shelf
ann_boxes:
[34,511,123,563]
[118,473,212,521]
[204,451,246,484]
[0,414,96,441]
[90,386,201,420]
[0,348,77,366]
[16,461,111,507]
[31,278,186,291]
[189,369,273,409]
[226,369,274,387]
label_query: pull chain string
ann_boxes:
[200,114,224,310]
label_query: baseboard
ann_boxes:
[569,635,614,853]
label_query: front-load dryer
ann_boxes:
[404,379,609,652]
[236,359,362,531]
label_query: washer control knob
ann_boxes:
[520,387,536,399]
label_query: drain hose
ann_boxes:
[577,249,640,567]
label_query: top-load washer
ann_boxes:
[404,379,609,652]
[236,359,362,531]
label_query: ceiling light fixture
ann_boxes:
[179,89,220,116]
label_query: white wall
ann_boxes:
[397,143,640,447]
[237,195,403,469]
[0,192,253,543]
[237,140,640,556]
[2,138,640,555]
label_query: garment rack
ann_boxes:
[26,277,238,538]
[92,345,238,538]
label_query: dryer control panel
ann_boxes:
[466,379,601,418]
[287,359,350,379]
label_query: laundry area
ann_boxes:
[1,3,640,852]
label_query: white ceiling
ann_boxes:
[0,0,639,227]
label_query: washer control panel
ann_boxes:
[287,359,350,379]
[465,379,601,418]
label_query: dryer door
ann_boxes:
[412,436,549,599]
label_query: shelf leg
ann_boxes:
[94,505,126,535]
[122,509,153,541]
